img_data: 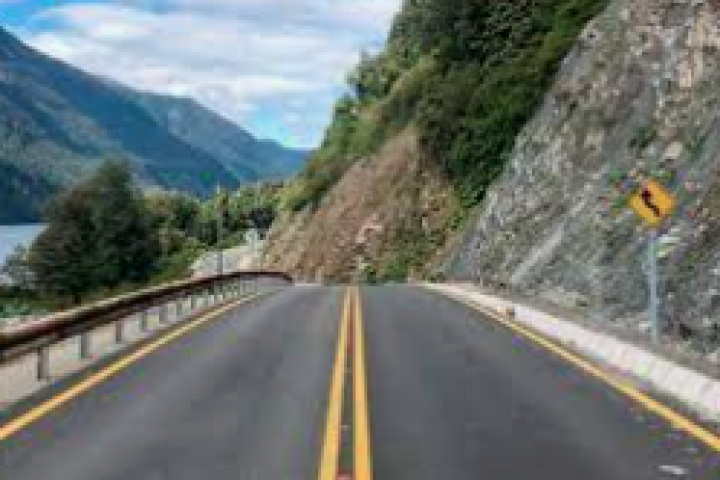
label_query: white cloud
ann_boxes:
[121,0,399,32]
[19,0,402,148]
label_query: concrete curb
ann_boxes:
[424,283,720,423]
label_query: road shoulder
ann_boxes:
[423,283,720,450]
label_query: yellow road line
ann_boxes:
[353,287,373,480]
[447,292,720,454]
[0,294,263,443]
[318,288,351,480]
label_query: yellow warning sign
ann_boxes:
[629,181,674,227]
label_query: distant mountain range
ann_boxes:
[0,27,308,224]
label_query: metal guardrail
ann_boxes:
[0,270,292,384]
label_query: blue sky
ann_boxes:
[1,0,401,149]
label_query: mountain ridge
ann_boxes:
[0,26,306,223]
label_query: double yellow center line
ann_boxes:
[318,287,373,480]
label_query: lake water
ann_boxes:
[0,224,45,267]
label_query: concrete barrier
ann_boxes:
[425,283,720,422]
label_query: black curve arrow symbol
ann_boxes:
[641,188,661,218]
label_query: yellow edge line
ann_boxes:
[318,288,351,480]
[445,291,720,454]
[0,293,264,443]
[353,286,373,480]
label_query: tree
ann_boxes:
[145,191,200,232]
[28,161,160,304]
[89,162,159,286]
[146,191,201,256]
[2,245,34,290]
[28,184,98,304]
[248,205,275,233]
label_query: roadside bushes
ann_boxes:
[26,161,284,306]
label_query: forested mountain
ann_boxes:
[0,27,306,223]
[126,90,308,181]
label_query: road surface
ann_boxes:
[0,286,718,479]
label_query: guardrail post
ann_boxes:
[159,303,168,324]
[115,319,125,344]
[190,293,196,311]
[140,310,149,332]
[80,332,92,360]
[176,298,182,320]
[37,347,51,381]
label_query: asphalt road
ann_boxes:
[0,286,718,479]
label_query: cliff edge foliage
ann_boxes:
[285,0,608,214]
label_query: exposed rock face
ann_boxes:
[265,128,454,282]
[449,0,720,346]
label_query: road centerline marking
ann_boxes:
[353,286,373,480]
[318,287,374,480]
[318,288,351,480]
[0,293,266,443]
[439,290,720,454]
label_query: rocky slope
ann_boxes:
[265,128,455,282]
[265,0,603,281]
[449,0,720,346]
[0,27,305,223]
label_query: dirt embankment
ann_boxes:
[263,128,455,282]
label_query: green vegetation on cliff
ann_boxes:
[286,0,607,213]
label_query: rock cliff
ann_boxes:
[449,0,720,347]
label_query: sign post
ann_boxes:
[647,229,660,343]
[629,181,675,343]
